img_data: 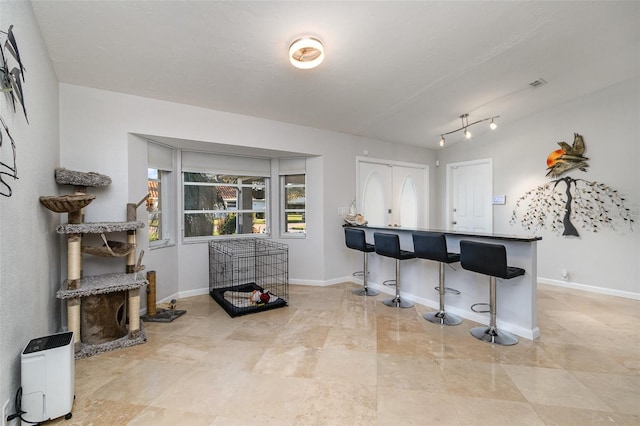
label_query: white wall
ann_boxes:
[0,0,60,413]
[436,77,640,296]
[59,84,435,301]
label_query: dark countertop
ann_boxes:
[344,224,542,242]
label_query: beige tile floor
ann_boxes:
[45,283,639,425]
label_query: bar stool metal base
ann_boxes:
[383,297,414,308]
[352,287,379,296]
[351,251,379,297]
[470,325,518,346]
[424,310,462,326]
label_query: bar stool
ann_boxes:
[344,228,379,296]
[460,240,525,346]
[373,232,416,308]
[412,232,462,326]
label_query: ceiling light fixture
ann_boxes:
[289,36,324,70]
[438,113,500,147]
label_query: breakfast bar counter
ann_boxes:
[345,225,542,340]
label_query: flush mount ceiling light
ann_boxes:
[438,113,500,147]
[289,36,324,70]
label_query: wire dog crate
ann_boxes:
[209,238,288,317]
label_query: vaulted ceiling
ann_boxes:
[31,1,640,149]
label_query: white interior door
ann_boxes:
[392,166,425,228]
[358,161,392,226]
[447,159,492,232]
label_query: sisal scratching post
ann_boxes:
[140,269,186,323]
[67,225,83,351]
[67,235,82,290]
[68,298,81,351]
[146,270,157,317]
[128,288,141,338]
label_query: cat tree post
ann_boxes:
[125,195,148,338]
[67,205,83,350]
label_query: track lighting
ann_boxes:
[438,113,500,147]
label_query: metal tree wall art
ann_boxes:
[0,25,27,198]
[510,133,635,236]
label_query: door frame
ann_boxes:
[445,158,493,232]
[356,156,429,227]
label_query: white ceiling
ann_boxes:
[31,1,640,149]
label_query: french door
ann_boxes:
[357,158,428,228]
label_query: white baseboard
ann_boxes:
[178,288,209,299]
[538,277,640,300]
[290,276,353,287]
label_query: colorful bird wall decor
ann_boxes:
[510,133,635,237]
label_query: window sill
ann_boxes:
[280,233,306,239]
[149,240,175,250]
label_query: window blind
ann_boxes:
[147,142,174,171]
[278,157,306,175]
[182,151,271,176]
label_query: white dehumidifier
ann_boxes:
[21,331,74,423]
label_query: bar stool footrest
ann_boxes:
[383,279,396,287]
[433,286,461,295]
[470,303,490,313]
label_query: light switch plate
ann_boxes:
[492,195,506,205]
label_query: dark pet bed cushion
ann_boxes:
[210,282,287,317]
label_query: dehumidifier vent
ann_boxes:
[23,332,73,354]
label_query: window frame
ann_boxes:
[182,172,270,242]
[147,167,174,248]
[280,173,306,238]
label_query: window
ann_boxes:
[147,142,175,247]
[281,174,306,235]
[183,172,268,239]
[147,168,163,242]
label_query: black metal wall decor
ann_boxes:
[0,25,27,198]
[510,133,635,236]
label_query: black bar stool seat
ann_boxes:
[374,232,415,308]
[460,240,525,346]
[412,232,462,326]
[345,228,379,296]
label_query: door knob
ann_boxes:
[452,221,457,225]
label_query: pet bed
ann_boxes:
[210,282,287,317]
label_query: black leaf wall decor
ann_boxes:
[0,24,28,198]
